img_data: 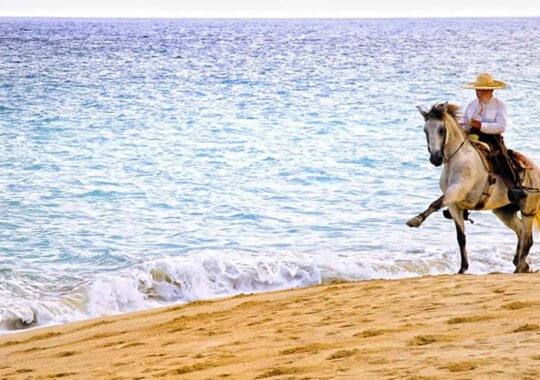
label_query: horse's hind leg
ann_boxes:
[448,204,468,274]
[515,214,535,273]
[492,204,522,268]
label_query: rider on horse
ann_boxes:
[461,73,526,203]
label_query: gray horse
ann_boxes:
[407,102,540,273]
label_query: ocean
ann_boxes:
[1,17,540,332]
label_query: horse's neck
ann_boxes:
[444,118,468,158]
[443,118,488,186]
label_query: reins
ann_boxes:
[520,185,540,194]
[442,122,467,164]
[443,136,467,163]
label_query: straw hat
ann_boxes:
[461,72,507,90]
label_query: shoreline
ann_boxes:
[1,273,540,378]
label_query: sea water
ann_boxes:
[1,17,540,332]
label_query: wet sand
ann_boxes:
[1,273,540,379]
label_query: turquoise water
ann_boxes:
[1,18,540,331]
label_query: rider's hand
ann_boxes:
[469,119,482,129]
[469,120,481,134]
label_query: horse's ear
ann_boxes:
[417,105,429,120]
[434,102,448,114]
[441,101,448,113]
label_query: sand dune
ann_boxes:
[1,274,540,379]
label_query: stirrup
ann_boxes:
[443,209,452,220]
[443,209,473,223]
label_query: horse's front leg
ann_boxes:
[448,205,468,274]
[406,195,444,228]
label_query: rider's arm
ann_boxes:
[478,100,507,134]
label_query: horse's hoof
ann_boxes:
[406,216,422,228]
[514,262,530,273]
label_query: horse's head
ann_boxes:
[418,102,461,167]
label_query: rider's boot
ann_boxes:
[443,209,471,221]
[508,187,527,203]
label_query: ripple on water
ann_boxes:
[0,18,539,331]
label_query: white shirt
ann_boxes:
[462,96,507,134]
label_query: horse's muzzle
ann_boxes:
[430,153,443,167]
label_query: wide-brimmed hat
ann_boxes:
[461,72,507,90]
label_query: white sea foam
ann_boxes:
[0,245,522,333]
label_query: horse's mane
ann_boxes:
[445,104,461,122]
[426,103,461,124]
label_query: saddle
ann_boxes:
[509,150,533,171]
[470,136,525,181]
[443,133,528,221]
[469,136,494,172]
[469,133,525,209]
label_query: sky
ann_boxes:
[1,0,540,18]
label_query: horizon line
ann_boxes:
[1,11,540,19]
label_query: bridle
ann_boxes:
[438,121,467,164]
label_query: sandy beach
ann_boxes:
[1,273,540,379]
